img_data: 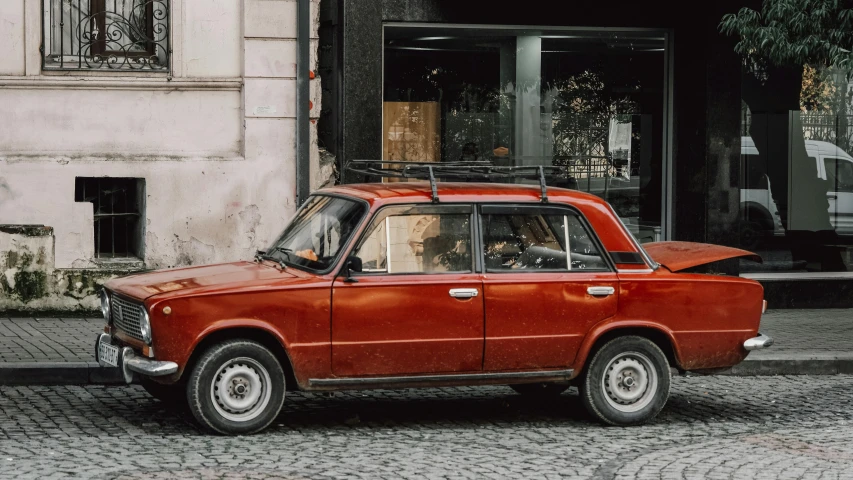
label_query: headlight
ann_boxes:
[140,308,152,345]
[100,289,111,323]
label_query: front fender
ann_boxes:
[151,317,292,383]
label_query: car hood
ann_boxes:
[642,241,762,272]
[106,261,300,301]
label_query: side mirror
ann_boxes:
[343,256,362,283]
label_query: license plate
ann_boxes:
[98,339,119,367]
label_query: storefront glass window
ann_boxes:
[383,26,668,243]
[738,65,853,275]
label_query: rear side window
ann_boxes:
[481,206,608,272]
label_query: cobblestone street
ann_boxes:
[0,376,852,479]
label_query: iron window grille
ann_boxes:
[75,177,145,259]
[42,0,170,71]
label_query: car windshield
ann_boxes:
[266,195,366,272]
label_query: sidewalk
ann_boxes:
[727,309,853,375]
[0,310,850,384]
[0,317,120,384]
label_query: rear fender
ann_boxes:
[571,320,685,376]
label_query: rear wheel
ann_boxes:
[580,336,671,426]
[509,383,569,397]
[187,340,286,435]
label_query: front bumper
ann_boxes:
[96,333,178,383]
[743,333,774,351]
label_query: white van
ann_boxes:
[739,136,853,248]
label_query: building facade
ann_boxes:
[0,0,328,311]
[3,0,852,311]
[317,0,853,308]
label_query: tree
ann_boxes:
[720,0,853,270]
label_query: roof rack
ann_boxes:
[347,160,576,204]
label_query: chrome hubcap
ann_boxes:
[602,352,658,413]
[211,357,272,423]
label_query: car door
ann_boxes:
[331,204,484,377]
[823,156,853,235]
[480,204,618,371]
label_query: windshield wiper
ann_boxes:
[254,249,287,269]
[269,246,295,263]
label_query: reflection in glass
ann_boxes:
[268,196,365,272]
[354,212,471,274]
[383,27,666,242]
[739,65,853,273]
[482,212,606,271]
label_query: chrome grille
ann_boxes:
[111,295,144,342]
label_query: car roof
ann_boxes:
[320,181,649,263]
[805,140,853,159]
[741,136,853,160]
[319,182,610,209]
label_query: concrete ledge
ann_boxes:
[0,362,89,385]
[87,362,125,384]
[0,224,53,236]
[0,362,123,385]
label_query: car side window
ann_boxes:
[352,205,473,274]
[482,207,608,272]
[825,157,853,193]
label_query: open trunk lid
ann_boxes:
[642,241,762,272]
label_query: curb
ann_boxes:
[0,362,123,385]
[725,356,853,376]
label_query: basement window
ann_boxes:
[75,177,145,260]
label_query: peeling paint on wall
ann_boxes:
[315,148,338,190]
[0,227,138,313]
[0,178,13,206]
[174,235,217,267]
[239,204,262,245]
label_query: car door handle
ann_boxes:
[449,288,479,299]
[587,286,615,296]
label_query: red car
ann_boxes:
[96,182,772,435]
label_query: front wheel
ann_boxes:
[187,340,286,435]
[580,336,671,426]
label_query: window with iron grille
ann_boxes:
[42,0,170,71]
[75,177,145,259]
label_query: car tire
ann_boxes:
[187,339,286,435]
[738,220,765,250]
[580,336,671,426]
[509,383,569,397]
[141,377,187,409]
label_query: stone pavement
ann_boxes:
[0,376,852,479]
[0,309,850,384]
[0,317,101,363]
